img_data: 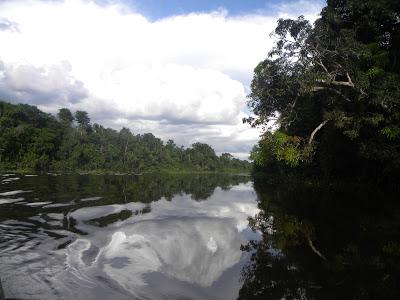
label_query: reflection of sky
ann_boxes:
[100,218,242,295]
[65,182,259,299]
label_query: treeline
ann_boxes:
[246,0,400,181]
[0,100,250,172]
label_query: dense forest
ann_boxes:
[246,0,400,182]
[0,100,250,172]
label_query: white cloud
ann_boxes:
[0,0,323,158]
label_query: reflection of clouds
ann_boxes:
[69,182,258,232]
[65,182,258,297]
[101,218,242,291]
[140,183,258,232]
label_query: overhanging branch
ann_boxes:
[309,120,328,145]
[307,235,327,260]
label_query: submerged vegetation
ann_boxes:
[246,0,400,181]
[0,100,250,173]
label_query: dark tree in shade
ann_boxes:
[57,108,74,126]
[74,110,90,135]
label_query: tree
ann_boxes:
[245,0,400,179]
[74,110,90,136]
[57,108,74,126]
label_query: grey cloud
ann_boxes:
[88,105,240,130]
[0,61,88,106]
[0,18,20,32]
[188,132,256,159]
[96,118,257,159]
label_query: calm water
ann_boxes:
[1,173,400,299]
[0,173,258,299]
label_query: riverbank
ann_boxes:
[0,168,250,176]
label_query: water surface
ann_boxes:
[2,173,399,299]
[0,173,258,299]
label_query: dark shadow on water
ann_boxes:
[239,178,400,299]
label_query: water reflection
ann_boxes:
[239,179,400,299]
[0,173,257,299]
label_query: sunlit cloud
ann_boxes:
[0,0,323,158]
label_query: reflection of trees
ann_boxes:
[239,179,400,299]
[0,173,250,245]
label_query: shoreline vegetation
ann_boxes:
[0,100,251,174]
[0,169,251,176]
[245,0,400,183]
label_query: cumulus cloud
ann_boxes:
[0,18,20,32]
[0,60,88,107]
[0,0,323,158]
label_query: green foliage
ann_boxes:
[57,108,74,125]
[246,0,400,180]
[381,126,400,140]
[250,131,314,168]
[0,100,251,173]
[74,110,90,126]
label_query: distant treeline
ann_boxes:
[0,100,250,172]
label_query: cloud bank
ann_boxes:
[0,0,322,158]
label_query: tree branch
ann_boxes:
[307,235,327,260]
[317,59,330,74]
[316,78,354,88]
[327,88,352,102]
[309,120,328,145]
[331,79,354,88]
[311,86,352,102]
[346,72,354,86]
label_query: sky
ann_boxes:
[0,0,325,159]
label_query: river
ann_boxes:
[1,173,399,299]
[0,173,258,299]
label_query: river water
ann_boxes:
[1,173,399,299]
[0,173,258,299]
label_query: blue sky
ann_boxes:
[99,0,325,20]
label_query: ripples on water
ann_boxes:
[0,173,259,299]
[3,173,398,299]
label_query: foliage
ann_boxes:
[0,100,251,173]
[246,0,400,180]
[57,108,74,126]
[251,131,314,168]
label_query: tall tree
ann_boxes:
[74,110,90,136]
[57,108,74,126]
